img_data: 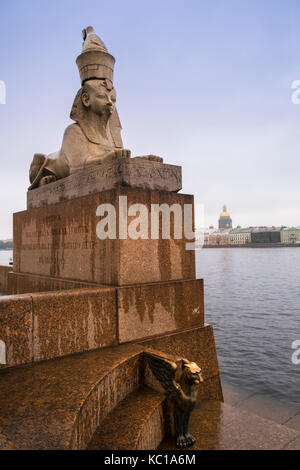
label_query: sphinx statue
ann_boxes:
[29,26,161,190]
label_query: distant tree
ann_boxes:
[0,240,13,250]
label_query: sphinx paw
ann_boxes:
[40,175,56,186]
[115,149,131,159]
[146,155,163,163]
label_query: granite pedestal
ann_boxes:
[2,159,223,449]
[12,186,195,289]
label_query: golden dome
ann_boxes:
[220,211,230,217]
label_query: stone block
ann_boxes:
[27,159,182,209]
[0,295,33,368]
[31,287,117,362]
[0,266,12,294]
[7,272,104,295]
[117,279,204,343]
[1,278,206,367]
[14,187,195,286]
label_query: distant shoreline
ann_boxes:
[203,243,300,248]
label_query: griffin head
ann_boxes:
[181,360,203,386]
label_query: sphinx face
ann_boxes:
[82,80,116,118]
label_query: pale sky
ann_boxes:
[0,0,300,238]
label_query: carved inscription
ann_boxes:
[20,219,95,271]
[27,160,182,209]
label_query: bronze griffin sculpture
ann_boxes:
[146,352,203,448]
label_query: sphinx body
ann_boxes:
[29,77,128,189]
[29,26,162,190]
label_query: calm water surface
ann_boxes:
[196,247,300,407]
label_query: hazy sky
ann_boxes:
[0,0,300,238]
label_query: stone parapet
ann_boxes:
[0,266,12,294]
[7,271,104,295]
[117,279,204,343]
[0,287,116,368]
[0,294,33,368]
[0,279,204,368]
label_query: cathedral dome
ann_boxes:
[220,205,230,218]
[220,211,230,217]
[218,205,232,230]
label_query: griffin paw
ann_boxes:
[176,435,189,448]
[185,433,196,446]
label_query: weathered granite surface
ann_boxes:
[0,287,117,368]
[1,280,204,367]
[87,386,165,450]
[27,159,182,209]
[15,187,195,286]
[0,343,145,449]
[0,295,33,368]
[7,271,103,294]
[0,266,12,294]
[32,287,117,362]
[222,381,300,431]
[0,337,223,450]
[118,279,204,343]
[160,399,300,450]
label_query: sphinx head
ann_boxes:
[70,78,117,123]
[71,28,123,146]
[82,79,116,118]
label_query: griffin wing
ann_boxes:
[145,352,179,399]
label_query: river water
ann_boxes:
[196,247,300,407]
[1,248,299,406]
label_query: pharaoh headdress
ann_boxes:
[71,26,123,148]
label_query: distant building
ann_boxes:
[204,223,300,247]
[281,228,300,244]
[218,205,232,231]
[229,228,252,245]
[251,230,281,244]
[205,232,230,246]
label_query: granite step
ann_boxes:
[221,380,300,431]
[160,399,300,450]
[87,392,300,451]
[0,343,146,449]
[87,386,166,450]
[86,381,300,451]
